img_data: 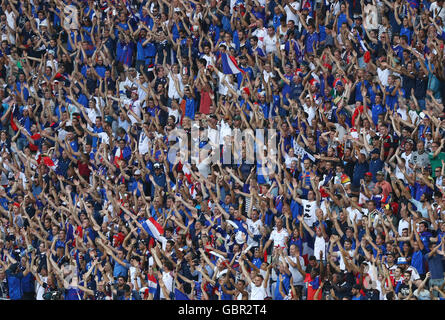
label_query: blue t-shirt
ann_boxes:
[428,253,444,280]
[184,96,196,120]
[6,270,23,300]
[371,104,385,125]
[411,249,425,275]
[65,286,83,300]
[274,272,290,300]
[337,14,348,33]
[112,258,130,278]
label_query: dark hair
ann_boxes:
[167,239,175,247]
[164,261,174,271]
[386,291,395,300]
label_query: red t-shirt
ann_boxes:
[77,160,91,177]
[304,273,321,300]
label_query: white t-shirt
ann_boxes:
[46,59,58,71]
[284,2,300,24]
[301,199,318,227]
[197,155,212,179]
[397,218,410,236]
[167,107,181,123]
[63,5,78,29]
[346,207,362,222]
[269,228,289,248]
[138,131,150,155]
[430,1,445,21]
[160,271,174,299]
[377,68,390,87]
[98,132,110,145]
[263,34,277,55]
[35,275,48,300]
[250,284,267,300]
[119,76,138,94]
[259,269,272,297]
[397,108,408,121]
[334,249,354,271]
[5,10,15,44]
[262,70,274,84]
[394,165,411,184]
[252,27,267,49]
[314,235,327,260]
[216,70,234,96]
[406,266,420,281]
[137,82,149,102]
[126,99,142,124]
[284,154,298,169]
[130,266,142,288]
[5,10,15,29]
[327,0,341,16]
[401,152,412,170]
[207,125,220,147]
[219,120,232,145]
[286,255,305,286]
[363,4,378,30]
[167,72,183,99]
[303,103,316,125]
[201,53,216,67]
[117,117,131,133]
[334,123,347,141]
[246,218,263,247]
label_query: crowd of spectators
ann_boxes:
[0,0,445,300]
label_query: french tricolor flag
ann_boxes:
[147,273,158,294]
[221,53,244,75]
[42,156,56,171]
[141,217,165,242]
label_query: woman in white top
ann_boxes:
[167,64,183,100]
[191,4,204,22]
[281,144,298,169]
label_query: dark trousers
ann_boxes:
[22,291,36,300]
